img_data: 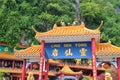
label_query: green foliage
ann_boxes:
[80,1,106,29]
[80,0,120,47]
[0,0,120,47]
[82,76,90,80]
[0,0,75,48]
[0,71,5,80]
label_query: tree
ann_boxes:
[0,0,120,47]
[0,0,76,47]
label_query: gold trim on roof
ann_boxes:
[97,21,103,30]
[32,25,39,33]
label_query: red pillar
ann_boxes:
[22,59,26,80]
[39,40,45,80]
[117,57,120,80]
[60,73,63,80]
[12,60,15,70]
[91,38,97,80]
[44,60,49,80]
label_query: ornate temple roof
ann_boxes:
[96,41,120,60]
[96,42,120,54]
[15,42,120,60]
[32,22,103,43]
[0,52,22,60]
[59,63,82,75]
[14,45,41,60]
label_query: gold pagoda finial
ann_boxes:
[53,24,57,28]
[97,21,103,30]
[31,25,38,33]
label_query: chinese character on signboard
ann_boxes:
[52,48,58,57]
[80,48,87,56]
[65,48,73,56]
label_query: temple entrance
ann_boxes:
[44,41,96,80]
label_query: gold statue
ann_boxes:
[27,72,34,80]
[105,72,113,80]
[80,48,87,56]
[65,48,73,56]
[87,59,92,65]
[52,48,58,57]
[75,59,81,65]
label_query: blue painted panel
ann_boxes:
[45,42,92,59]
[0,46,13,53]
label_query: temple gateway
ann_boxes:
[0,22,120,80]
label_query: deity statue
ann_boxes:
[75,59,81,65]
[105,72,112,80]
[27,72,34,80]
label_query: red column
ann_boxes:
[12,60,15,70]
[22,59,26,80]
[44,60,49,80]
[117,57,120,80]
[39,40,45,80]
[91,38,97,80]
[60,73,63,80]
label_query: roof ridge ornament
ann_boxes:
[32,25,39,33]
[31,42,34,46]
[108,40,111,44]
[97,21,103,30]
[81,21,85,28]
[53,24,57,28]
[60,20,66,26]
